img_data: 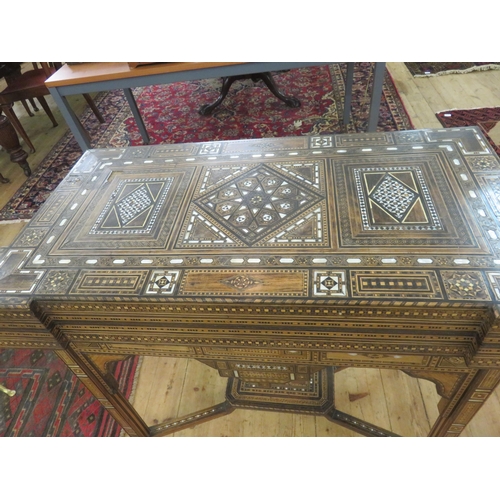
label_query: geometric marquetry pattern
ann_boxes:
[193,164,323,246]
[266,206,325,245]
[355,166,441,230]
[199,142,222,155]
[441,271,491,301]
[370,174,418,221]
[313,271,347,296]
[145,270,181,295]
[475,174,500,219]
[350,270,443,298]
[310,136,333,148]
[70,270,148,295]
[12,228,47,248]
[273,161,322,190]
[180,209,237,246]
[227,369,330,408]
[89,178,174,235]
[486,272,500,300]
[465,156,500,172]
[36,270,77,294]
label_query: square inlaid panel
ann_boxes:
[177,160,328,248]
[48,167,195,255]
[334,152,487,251]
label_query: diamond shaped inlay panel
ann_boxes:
[193,164,324,245]
[370,174,418,221]
[91,178,174,235]
[357,167,441,230]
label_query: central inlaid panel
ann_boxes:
[181,162,326,247]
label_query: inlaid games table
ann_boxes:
[1,127,500,437]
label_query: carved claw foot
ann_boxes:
[283,96,301,108]
[199,103,218,116]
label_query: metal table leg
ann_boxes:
[367,62,386,132]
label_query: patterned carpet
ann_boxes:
[0,349,139,436]
[436,107,500,156]
[0,63,413,222]
[405,62,500,77]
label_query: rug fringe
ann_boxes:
[414,64,500,78]
[436,106,500,114]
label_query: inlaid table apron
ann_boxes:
[1,127,500,437]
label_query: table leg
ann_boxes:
[343,62,355,127]
[429,369,500,436]
[0,111,31,178]
[48,88,92,151]
[367,62,386,132]
[123,88,150,145]
[55,349,151,437]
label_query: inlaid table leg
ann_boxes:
[0,111,32,178]
[55,349,151,437]
[429,369,500,437]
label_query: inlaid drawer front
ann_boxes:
[350,270,443,299]
[179,269,308,296]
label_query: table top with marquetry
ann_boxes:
[3,126,500,306]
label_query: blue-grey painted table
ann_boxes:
[45,62,387,151]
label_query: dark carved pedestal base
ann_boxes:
[199,72,301,116]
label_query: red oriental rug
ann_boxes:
[0,63,413,222]
[405,62,500,77]
[0,349,139,436]
[436,107,500,156]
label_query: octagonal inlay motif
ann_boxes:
[194,164,323,245]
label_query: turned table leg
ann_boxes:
[0,111,32,180]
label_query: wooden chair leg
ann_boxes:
[36,96,58,127]
[20,100,34,117]
[0,112,31,176]
[28,98,39,112]
[83,94,105,123]
[1,104,35,153]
